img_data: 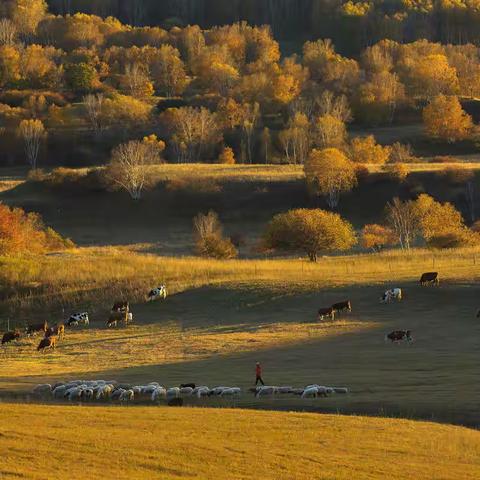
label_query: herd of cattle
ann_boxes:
[317,272,442,344]
[31,379,349,405]
[0,285,168,351]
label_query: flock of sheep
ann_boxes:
[32,380,349,404]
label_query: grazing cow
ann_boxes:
[317,307,335,321]
[380,288,402,303]
[26,321,48,336]
[385,330,413,343]
[112,301,129,313]
[107,310,131,328]
[46,324,65,340]
[37,336,57,352]
[67,313,89,327]
[331,300,352,314]
[147,285,167,302]
[1,330,20,345]
[477,309,480,319]
[420,272,439,286]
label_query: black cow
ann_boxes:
[420,272,439,286]
[385,330,413,343]
[26,321,48,336]
[112,301,129,313]
[476,309,480,319]
[318,307,335,321]
[331,300,352,313]
[1,330,20,345]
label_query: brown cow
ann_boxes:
[2,330,20,345]
[46,324,65,340]
[26,321,48,336]
[37,336,57,352]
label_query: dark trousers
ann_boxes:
[255,375,265,386]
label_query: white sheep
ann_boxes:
[180,387,194,397]
[120,389,134,402]
[151,387,167,402]
[52,385,67,399]
[33,384,52,395]
[67,387,83,401]
[111,389,125,401]
[220,387,241,397]
[166,387,180,400]
[301,386,319,398]
[209,386,229,396]
[192,386,210,398]
[255,386,278,397]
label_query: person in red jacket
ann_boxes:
[255,362,265,386]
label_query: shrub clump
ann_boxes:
[193,211,238,259]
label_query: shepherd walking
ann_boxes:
[255,362,265,386]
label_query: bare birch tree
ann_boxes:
[84,93,104,135]
[18,119,46,169]
[105,138,164,200]
[386,198,419,250]
[0,18,17,45]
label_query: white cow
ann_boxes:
[380,288,402,303]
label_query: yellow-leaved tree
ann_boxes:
[349,135,391,165]
[423,95,473,142]
[304,148,357,208]
[263,208,356,262]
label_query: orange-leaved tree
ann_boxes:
[0,204,73,255]
[423,95,473,143]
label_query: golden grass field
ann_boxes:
[0,404,479,480]
[2,245,480,314]
[29,161,480,184]
[1,164,480,478]
[0,246,479,425]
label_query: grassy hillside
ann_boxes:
[1,256,479,424]
[0,404,479,480]
[2,245,480,315]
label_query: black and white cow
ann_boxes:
[385,330,413,343]
[380,288,402,303]
[147,285,167,302]
[66,312,89,327]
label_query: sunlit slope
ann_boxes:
[0,404,479,480]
